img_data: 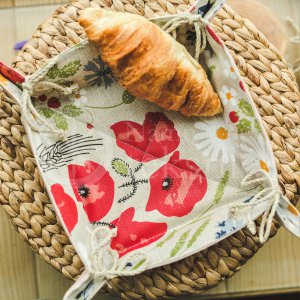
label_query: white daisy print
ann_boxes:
[239,135,272,174]
[71,89,88,107]
[219,85,238,108]
[194,117,237,164]
[223,60,237,79]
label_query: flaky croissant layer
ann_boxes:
[79,8,223,117]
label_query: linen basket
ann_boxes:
[0,0,300,299]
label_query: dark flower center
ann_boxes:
[78,185,90,199]
[161,176,173,191]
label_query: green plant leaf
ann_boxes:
[37,107,54,119]
[58,60,82,78]
[238,99,254,117]
[132,259,146,270]
[53,112,68,131]
[122,90,135,104]
[47,65,59,80]
[62,104,83,117]
[187,220,210,248]
[170,230,191,258]
[214,170,230,204]
[237,118,252,134]
[254,119,262,134]
[156,230,177,248]
[208,65,216,80]
[111,158,130,176]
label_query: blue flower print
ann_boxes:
[215,219,243,239]
[83,55,114,88]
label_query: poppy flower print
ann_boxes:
[68,161,114,222]
[111,112,180,162]
[51,184,78,233]
[146,151,207,217]
[110,207,167,257]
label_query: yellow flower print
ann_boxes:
[220,85,238,107]
[194,117,237,164]
[223,60,237,79]
[216,127,228,140]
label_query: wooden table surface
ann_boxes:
[0,1,300,300]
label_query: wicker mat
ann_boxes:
[0,0,299,299]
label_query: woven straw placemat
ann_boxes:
[0,0,299,298]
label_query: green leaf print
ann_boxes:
[47,61,82,79]
[254,119,262,134]
[111,158,130,177]
[47,65,59,80]
[59,60,82,78]
[62,105,83,117]
[187,220,210,248]
[238,99,254,117]
[156,230,177,248]
[122,90,135,104]
[37,107,54,119]
[208,65,216,80]
[237,118,252,134]
[53,112,68,131]
[170,230,191,258]
[132,259,146,270]
[214,170,230,205]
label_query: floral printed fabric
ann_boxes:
[17,28,280,269]
[1,2,299,298]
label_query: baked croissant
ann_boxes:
[79,8,222,117]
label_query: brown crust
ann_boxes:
[79,8,223,117]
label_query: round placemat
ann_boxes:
[0,0,299,299]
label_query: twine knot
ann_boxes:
[88,226,149,280]
[20,53,80,141]
[161,13,207,62]
[229,170,281,244]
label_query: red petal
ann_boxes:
[68,161,114,222]
[111,112,180,162]
[111,208,167,257]
[51,184,78,233]
[146,152,207,217]
[239,81,246,92]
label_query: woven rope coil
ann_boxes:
[0,0,299,299]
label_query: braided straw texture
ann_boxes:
[0,0,299,298]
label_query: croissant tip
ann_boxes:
[79,7,105,26]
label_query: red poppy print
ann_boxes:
[110,207,167,257]
[110,112,180,162]
[146,151,207,217]
[68,161,114,222]
[0,61,24,84]
[206,25,224,48]
[51,184,78,233]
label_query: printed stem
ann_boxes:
[85,102,123,109]
[118,179,148,188]
[134,163,143,173]
[83,108,94,124]
[135,179,148,184]
[118,167,136,203]
[118,180,138,203]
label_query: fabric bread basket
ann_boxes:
[1,0,300,299]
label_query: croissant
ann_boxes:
[79,8,222,117]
